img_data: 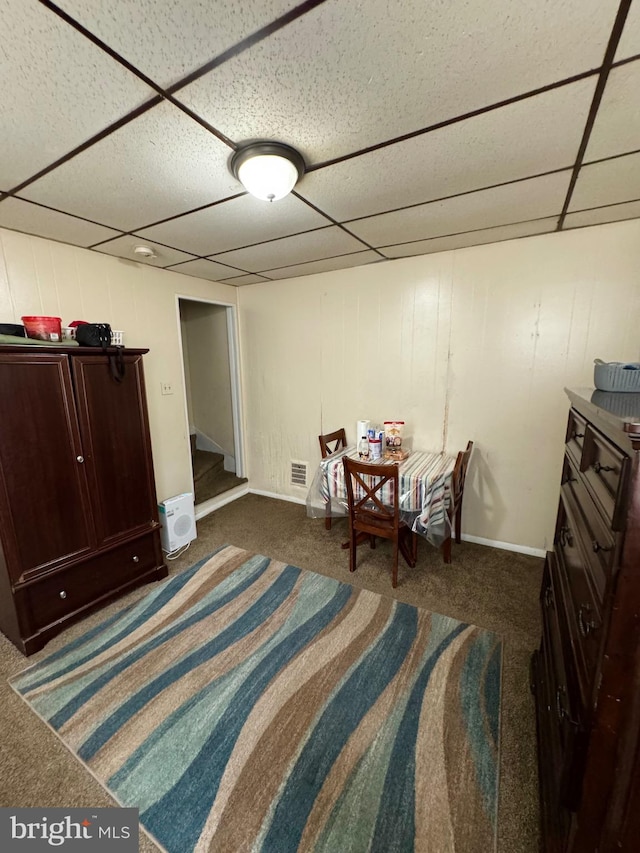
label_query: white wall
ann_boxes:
[0,228,237,503]
[238,219,640,553]
[180,300,234,457]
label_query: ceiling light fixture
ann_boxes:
[230,141,305,202]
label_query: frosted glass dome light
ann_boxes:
[231,142,305,202]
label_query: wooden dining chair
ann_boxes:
[343,456,417,588]
[442,440,473,564]
[318,428,348,529]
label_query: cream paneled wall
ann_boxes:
[0,228,237,503]
[238,219,640,553]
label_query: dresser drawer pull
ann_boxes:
[592,539,612,554]
[578,603,597,637]
[573,432,585,440]
[132,555,139,563]
[556,686,579,728]
[592,461,614,474]
[59,590,67,599]
[544,587,554,608]
[559,525,573,547]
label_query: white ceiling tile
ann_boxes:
[298,79,595,221]
[54,0,304,88]
[20,102,237,231]
[569,152,640,210]
[584,62,640,162]
[1,0,154,188]
[136,193,328,256]
[615,1,640,60]
[219,274,271,286]
[211,227,368,272]
[381,218,559,258]
[167,258,243,282]
[177,0,616,164]
[347,171,571,247]
[93,236,196,267]
[0,198,121,247]
[564,201,640,230]
[258,251,381,281]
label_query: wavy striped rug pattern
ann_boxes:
[10,545,502,853]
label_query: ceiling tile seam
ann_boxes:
[38,0,329,153]
[87,192,249,249]
[290,191,387,257]
[162,257,256,275]
[164,0,332,98]
[3,94,163,200]
[205,224,335,258]
[583,146,640,168]
[255,248,380,275]
[557,0,633,229]
[568,196,640,214]
[11,194,128,235]
[340,166,572,226]
[376,213,562,251]
[305,68,601,174]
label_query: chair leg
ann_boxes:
[392,538,399,588]
[442,536,452,564]
[349,532,358,574]
[455,508,462,543]
[325,500,332,530]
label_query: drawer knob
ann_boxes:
[544,587,554,608]
[59,590,67,599]
[132,555,139,563]
[578,603,597,637]
[593,461,614,474]
[592,540,612,554]
[559,525,573,547]
[76,455,84,463]
[573,432,584,440]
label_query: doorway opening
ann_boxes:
[177,297,247,515]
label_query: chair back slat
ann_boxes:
[319,428,347,458]
[343,458,400,529]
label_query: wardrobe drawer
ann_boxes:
[556,492,603,698]
[566,409,588,465]
[17,532,158,633]
[581,426,629,529]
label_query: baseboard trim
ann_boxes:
[195,483,250,520]
[249,488,307,506]
[224,489,547,558]
[461,534,546,559]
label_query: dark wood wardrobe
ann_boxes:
[0,345,167,655]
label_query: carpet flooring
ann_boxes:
[0,494,542,853]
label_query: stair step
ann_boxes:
[194,467,248,504]
[192,449,224,482]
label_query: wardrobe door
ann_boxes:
[0,353,95,582]
[71,352,158,546]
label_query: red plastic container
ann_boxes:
[21,316,62,342]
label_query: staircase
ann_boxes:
[191,435,247,504]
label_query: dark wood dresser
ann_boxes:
[0,345,168,655]
[532,387,640,852]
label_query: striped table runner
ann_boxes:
[310,447,455,546]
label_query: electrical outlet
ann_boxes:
[161,382,173,395]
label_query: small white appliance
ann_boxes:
[158,493,196,553]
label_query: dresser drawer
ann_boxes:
[566,409,588,466]
[562,455,614,603]
[544,553,588,809]
[556,491,604,699]
[16,532,159,633]
[581,426,629,529]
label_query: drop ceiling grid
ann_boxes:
[0,0,637,283]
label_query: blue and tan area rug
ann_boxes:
[10,545,502,853]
